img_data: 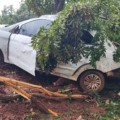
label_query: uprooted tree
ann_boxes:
[32,0,120,72]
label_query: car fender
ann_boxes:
[71,64,95,81]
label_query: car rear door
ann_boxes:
[9,19,52,75]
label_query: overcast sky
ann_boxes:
[0,0,21,13]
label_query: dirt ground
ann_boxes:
[0,57,120,120]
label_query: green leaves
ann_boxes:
[25,0,55,16]
[32,0,120,72]
[0,3,34,25]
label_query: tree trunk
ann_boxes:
[54,0,65,13]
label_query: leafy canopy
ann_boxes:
[25,0,55,16]
[25,0,80,16]
[0,2,34,25]
[32,0,120,72]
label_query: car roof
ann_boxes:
[39,14,57,21]
[18,14,57,26]
[1,15,57,32]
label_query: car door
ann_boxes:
[9,19,52,75]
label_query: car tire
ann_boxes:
[79,70,105,92]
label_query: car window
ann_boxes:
[19,19,52,37]
[80,30,94,44]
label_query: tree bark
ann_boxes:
[54,0,65,13]
[0,94,21,102]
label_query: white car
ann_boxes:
[0,15,119,92]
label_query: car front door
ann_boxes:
[9,19,52,75]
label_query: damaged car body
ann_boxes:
[0,15,120,92]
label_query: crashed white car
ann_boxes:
[0,15,119,92]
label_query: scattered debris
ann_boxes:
[0,76,88,117]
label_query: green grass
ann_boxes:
[99,100,120,120]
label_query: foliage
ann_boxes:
[15,3,34,22]
[88,92,120,120]
[24,0,79,16]
[99,100,120,120]
[25,0,55,16]
[32,0,120,72]
[0,5,16,24]
[89,99,120,120]
[0,2,34,25]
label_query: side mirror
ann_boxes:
[14,26,20,34]
[10,26,20,34]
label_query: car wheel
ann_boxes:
[79,70,105,92]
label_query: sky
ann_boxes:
[0,0,21,13]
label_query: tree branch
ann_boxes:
[54,0,65,13]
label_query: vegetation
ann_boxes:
[25,0,78,16]
[32,0,120,72]
[100,100,120,120]
[0,0,77,24]
[0,2,34,25]
[25,0,55,16]
[0,5,16,24]
[90,96,120,120]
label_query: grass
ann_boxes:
[89,92,120,120]
[99,99,120,120]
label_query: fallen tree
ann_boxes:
[0,76,88,116]
[32,0,120,72]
